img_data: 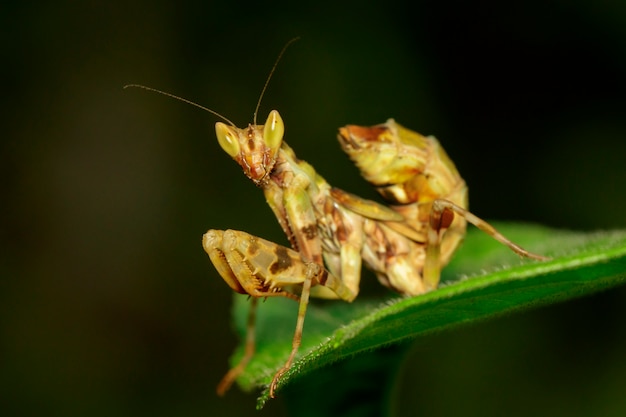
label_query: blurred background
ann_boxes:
[2,1,626,416]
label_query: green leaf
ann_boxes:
[223,224,626,409]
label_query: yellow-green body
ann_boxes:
[206,111,547,398]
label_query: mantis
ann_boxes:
[206,112,548,398]
[125,42,549,399]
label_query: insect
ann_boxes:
[203,100,551,395]
[205,113,548,397]
[125,42,549,399]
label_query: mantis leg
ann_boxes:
[269,264,314,398]
[423,199,550,290]
[204,229,353,395]
[216,297,258,396]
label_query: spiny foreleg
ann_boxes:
[203,229,353,396]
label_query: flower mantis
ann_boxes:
[125,40,548,399]
[204,111,547,398]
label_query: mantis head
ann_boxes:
[215,110,285,186]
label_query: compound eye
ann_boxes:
[263,110,284,150]
[215,122,241,157]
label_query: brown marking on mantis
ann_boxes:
[269,246,294,275]
[317,268,329,286]
[247,238,260,256]
[301,224,317,240]
[430,206,454,230]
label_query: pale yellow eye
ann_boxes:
[263,110,284,150]
[215,122,240,158]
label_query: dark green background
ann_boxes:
[2,1,626,416]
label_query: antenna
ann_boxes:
[253,37,300,126]
[124,37,300,128]
[123,84,236,127]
